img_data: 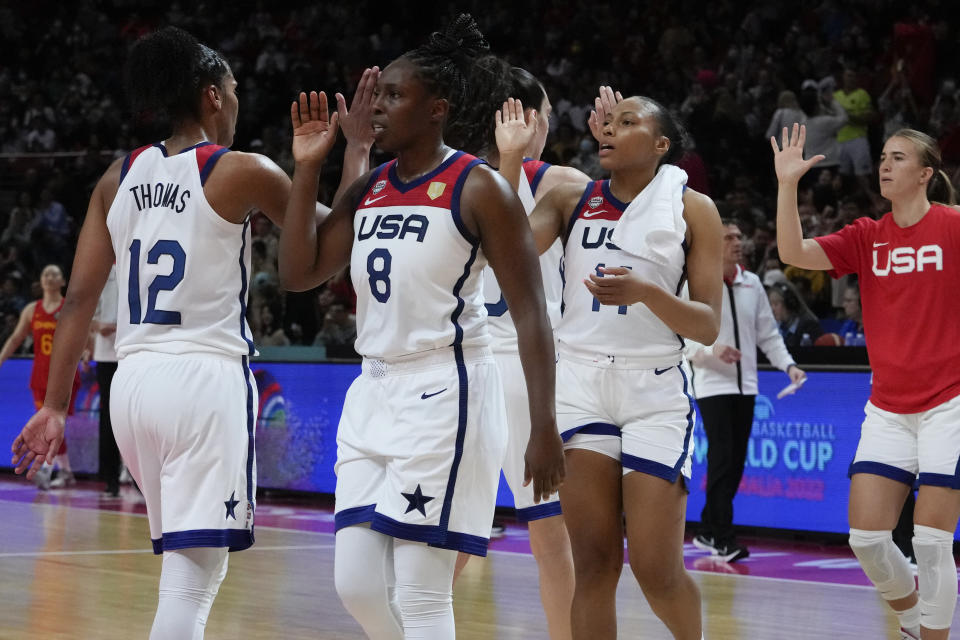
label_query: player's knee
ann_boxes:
[528,517,571,561]
[394,583,452,625]
[913,524,957,630]
[572,543,623,586]
[848,528,916,601]
[629,553,684,596]
[335,567,388,616]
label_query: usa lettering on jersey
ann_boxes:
[872,244,943,275]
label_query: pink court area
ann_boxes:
[0,475,876,589]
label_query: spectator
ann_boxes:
[836,283,864,343]
[255,303,290,347]
[312,303,357,359]
[2,191,36,245]
[764,90,806,141]
[767,280,823,349]
[834,67,876,192]
[797,80,848,187]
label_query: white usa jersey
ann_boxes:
[107,142,254,358]
[351,151,490,359]
[559,180,688,363]
[482,158,562,352]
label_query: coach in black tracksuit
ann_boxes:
[686,221,806,562]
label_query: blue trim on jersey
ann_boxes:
[529,161,551,196]
[918,472,960,488]
[335,504,377,530]
[622,454,680,481]
[388,151,465,193]
[449,241,482,347]
[848,461,915,486]
[334,507,491,555]
[119,152,134,184]
[560,421,621,442]
[516,501,563,523]
[449,158,485,246]
[438,343,470,535]
[563,183,593,246]
[178,141,213,155]
[151,528,254,555]
[199,147,230,186]
[154,142,168,157]
[674,364,696,476]
[241,356,256,515]
[237,220,255,356]
[601,180,630,211]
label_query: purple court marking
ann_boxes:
[0,477,877,587]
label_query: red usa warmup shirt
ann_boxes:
[815,204,960,413]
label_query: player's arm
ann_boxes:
[584,189,724,344]
[528,182,581,254]
[533,165,592,203]
[12,162,118,477]
[278,91,357,292]
[772,124,834,270]
[0,302,36,366]
[462,165,564,504]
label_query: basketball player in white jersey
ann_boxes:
[10,27,376,639]
[505,95,723,639]
[279,14,564,638]
[447,56,589,639]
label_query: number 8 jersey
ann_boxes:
[107,142,255,358]
[351,151,491,359]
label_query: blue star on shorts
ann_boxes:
[401,484,435,516]
[224,491,240,520]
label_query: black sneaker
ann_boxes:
[693,534,749,562]
[490,520,506,538]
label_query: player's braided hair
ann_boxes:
[124,26,229,125]
[445,54,513,156]
[401,14,489,136]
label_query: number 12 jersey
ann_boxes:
[107,142,255,359]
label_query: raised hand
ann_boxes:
[11,407,65,481]
[495,98,537,158]
[588,85,623,141]
[336,67,379,147]
[770,123,824,185]
[290,90,340,168]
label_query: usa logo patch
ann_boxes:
[372,180,387,195]
[588,196,603,209]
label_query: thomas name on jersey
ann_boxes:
[128,181,191,213]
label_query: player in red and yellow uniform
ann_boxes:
[0,264,79,488]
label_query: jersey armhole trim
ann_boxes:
[529,161,551,196]
[450,159,485,246]
[118,145,153,185]
[564,182,594,246]
[198,147,231,186]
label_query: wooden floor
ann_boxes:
[0,489,951,639]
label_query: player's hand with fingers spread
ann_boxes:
[290,90,340,168]
[588,85,623,141]
[523,426,566,504]
[11,407,65,481]
[336,66,379,148]
[584,266,650,306]
[770,123,825,185]
[495,98,537,158]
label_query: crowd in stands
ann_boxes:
[1,0,959,357]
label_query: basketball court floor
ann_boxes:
[0,475,953,639]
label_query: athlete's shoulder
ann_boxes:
[535,164,592,200]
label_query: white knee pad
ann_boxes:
[913,524,957,630]
[848,529,916,601]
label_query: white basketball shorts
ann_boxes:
[334,345,508,556]
[850,394,960,488]
[111,351,258,554]
[495,351,562,521]
[556,352,695,483]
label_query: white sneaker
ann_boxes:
[32,464,53,490]
[49,470,76,488]
[119,466,133,485]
